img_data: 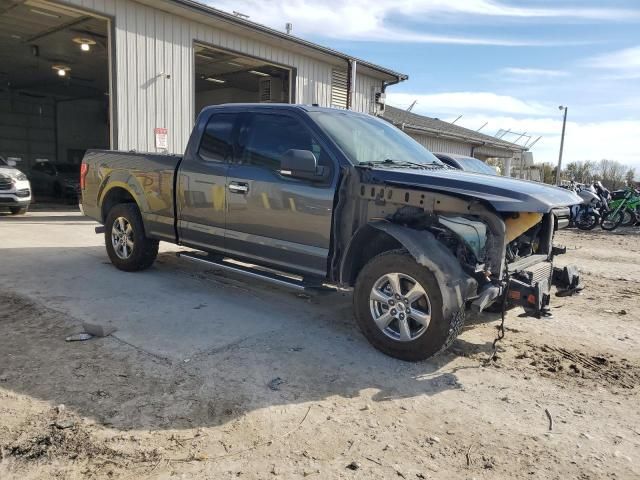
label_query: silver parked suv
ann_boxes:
[0,156,32,215]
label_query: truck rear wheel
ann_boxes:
[105,203,159,271]
[353,249,452,361]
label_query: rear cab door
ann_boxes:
[225,108,339,278]
[176,109,239,251]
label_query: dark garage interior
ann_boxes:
[0,0,110,197]
[194,43,291,115]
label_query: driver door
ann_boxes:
[225,111,336,277]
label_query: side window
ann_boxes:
[238,113,333,176]
[198,113,237,162]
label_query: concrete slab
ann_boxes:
[0,211,351,361]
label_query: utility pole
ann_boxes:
[556,105,568,185]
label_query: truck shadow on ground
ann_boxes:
[0,249,499,433]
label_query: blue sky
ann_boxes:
[206,0,640,170]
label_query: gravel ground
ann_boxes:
[0,212,638,479]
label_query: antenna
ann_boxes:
[527,136,542,149]
[285,22,293,34]
[496,128,511,139]
[233,11,250,19]
[451,114,463,125]
[407,100,417,112]
[476,121,488,132]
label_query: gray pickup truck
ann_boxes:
[81,104,581,361]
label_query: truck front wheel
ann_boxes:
[353,250,454,361]
[104,203,159,272]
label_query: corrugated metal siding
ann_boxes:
[60,0,378,154]
[407,132,473,155]
[475,145,516,158]
[353,72,381,115]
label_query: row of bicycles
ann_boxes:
[562,181,640,231]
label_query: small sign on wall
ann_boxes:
[154,128,168,150]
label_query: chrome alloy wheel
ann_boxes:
[111,217,134,260]
[369,272,431,342]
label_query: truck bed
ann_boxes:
[81,150,182,242]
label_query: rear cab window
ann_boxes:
[198,113,238,162]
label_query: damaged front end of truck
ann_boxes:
[332,167,582,330]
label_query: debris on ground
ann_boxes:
[82,322,117,337]
[346,461,361,470]
[65,333,93,342]
[268,377,285,391]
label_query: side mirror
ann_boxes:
[279,149,323,180]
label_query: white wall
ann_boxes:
[195,88,259,115]
[59,0,388,155]
[407,132,473,156]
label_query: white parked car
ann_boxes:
[0,157,32,215]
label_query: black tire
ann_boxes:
[601,210,624,231]
[576,211,599,231]
[104,203,159,271]
[353,249,457,362]
[9,206,28,215]
[620,208,637,227]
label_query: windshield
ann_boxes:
[455,157,497,175]
[310,111,443,166]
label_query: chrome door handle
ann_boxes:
[228,182,249,194]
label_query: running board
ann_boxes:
[176,251,334,292]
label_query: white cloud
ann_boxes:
[206,0,638,45]
[387,91,549,116]
[582,45,640,79]
[499,67,569,79]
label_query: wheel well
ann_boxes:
[342,226,402,286]
[101,187,137,222]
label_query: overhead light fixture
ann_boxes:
[73,37,96,52]
[10,34,22,40]
[204,77,226,84]
[226,61,243,67]
[52,65,71,77]
[30,8,61,19]
[249,70,270,77]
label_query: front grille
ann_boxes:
[16,188,30,198]
[0,178,12,190]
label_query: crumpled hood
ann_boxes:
[366,167,581,213]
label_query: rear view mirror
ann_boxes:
[279,149,323,180]
[7,159,16,167]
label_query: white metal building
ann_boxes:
[382,105,527,161]
[0,0,406,170]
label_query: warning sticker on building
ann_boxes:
[154,128,168,150]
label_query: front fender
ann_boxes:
[367,221,477,318]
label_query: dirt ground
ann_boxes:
[1,217,639,479]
